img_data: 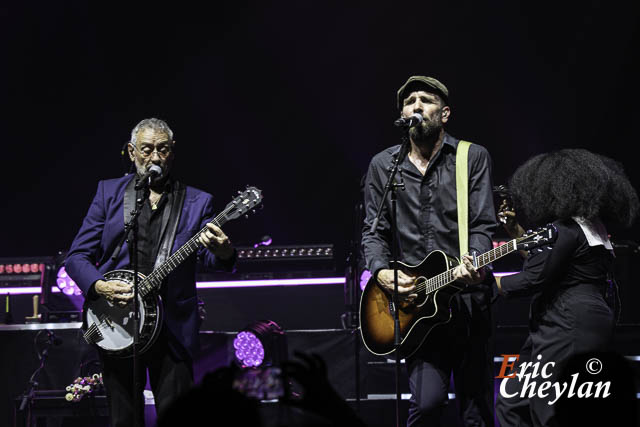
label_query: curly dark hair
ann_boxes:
[508,149,639,228]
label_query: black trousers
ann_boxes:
[495,285,614,427]
[407,293,494,427]
[100,330,194,427]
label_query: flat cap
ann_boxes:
[397,76,449,109]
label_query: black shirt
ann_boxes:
[500,219,614,325]
[362,133,497,276]
[131,188,170,275]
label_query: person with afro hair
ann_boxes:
[494,149,639,427]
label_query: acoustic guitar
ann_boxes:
[359,226,556,358]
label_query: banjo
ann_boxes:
[82,186,263,357]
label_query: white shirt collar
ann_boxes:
[572,217,614,253]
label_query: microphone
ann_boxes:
[134,165,163,190]
[394,113,423,128]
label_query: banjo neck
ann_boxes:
[136,186,262,297]
[138,213,230,297]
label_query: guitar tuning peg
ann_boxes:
[252,209,256,214]
[245,214,249,219]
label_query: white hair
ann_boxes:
[130,118,174,146]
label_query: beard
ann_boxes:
[134,161,148,177]
[408,114,443,146]
[134,161,168,186]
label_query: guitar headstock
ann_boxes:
[222,186,263,221]
[515,224,558,251]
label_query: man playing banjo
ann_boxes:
[66,118,236,427]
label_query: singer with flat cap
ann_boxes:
[362,76,497,426]
[65,118,236,427]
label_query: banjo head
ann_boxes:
[85,295,146,352]
[84,269,159,355]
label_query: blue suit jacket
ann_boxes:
[66,174,233,358]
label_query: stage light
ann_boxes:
[56,266,82,296]
[236,244,333,260]
[359,269,372,291]
[234,331,265,367]
[233,320,287,368]
[39,253,83,320]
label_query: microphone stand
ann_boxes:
[369,132,409,427]
[131,185,146,427]
[111,175,149,427]
[18,330,59,424]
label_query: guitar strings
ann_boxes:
[140,203,237,296]
[407,229,545,294]
[408,239,519,294]
[89,191,260,350]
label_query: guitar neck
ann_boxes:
[429,239,518,292]
[476,239,519,269]
[139,209,231,297]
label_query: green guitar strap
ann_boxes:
[456,140,472,259]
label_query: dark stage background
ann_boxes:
[1,2,639,265]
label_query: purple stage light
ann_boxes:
[56,266,82,297]
[0,287,43,295]
[197,277,346,289]
[360,269,372,291]
[0,277,347,295]
[253,235,273,248]
[233,320,287,369]
[233,331,265,367]
[0,273,519,295]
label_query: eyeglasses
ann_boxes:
[133,144,173,158]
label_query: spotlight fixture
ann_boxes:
[233,320,287,368]
[55,266,82,296]
[359,269,372,291]
[236,244,333,260]
[40,252,83,321]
